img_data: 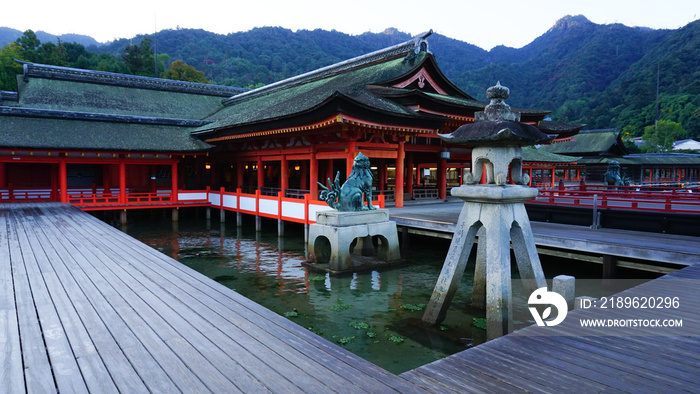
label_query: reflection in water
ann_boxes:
[127,217,653,374]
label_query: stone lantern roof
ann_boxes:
[438,82,552,147]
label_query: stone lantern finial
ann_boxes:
[477,81,519,122]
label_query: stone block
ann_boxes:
[553,275,575,310]
[307,210,401,273]
[315,209,389,226]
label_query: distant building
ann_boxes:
[538,129,700,184]
[673,139,700,152]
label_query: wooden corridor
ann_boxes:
[0,203,420,393]
[402,262,700,392]
[2,202,699,393]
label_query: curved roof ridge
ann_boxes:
[15,60,247,97]
[1,105,210,127]
[222,30,433,107]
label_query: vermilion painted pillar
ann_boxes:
[405,152,414,198]
[346,141,356,178]
[438,158,447,200]
[257,156,264,191]
[309,153,318,199]
[395,141,405,207]
[379,160,387,191]
[50,164,58,200]
[236,158,243,189]
[119,160,126,204]
[171,161,178,202]
[280,155,289,194]
[551,165,556,188]
[59,160,68,203]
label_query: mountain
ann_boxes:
[2,16,699,137]
[0,27,102,48]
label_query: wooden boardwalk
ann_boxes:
[402,262,700,392]
[388,201,700,267]
[3,202,699,393]
[0,203,421,393]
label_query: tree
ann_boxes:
[641,120,687,152]
[163,60,209,83]
[0,42,24,90]
[15,30,41,62]
[122,37,155,76]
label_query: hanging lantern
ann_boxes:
[439,147,451,160]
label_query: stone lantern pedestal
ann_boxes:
[422,184,546,338]
[421,82,552,339]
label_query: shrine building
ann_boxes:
[0,31,578,210]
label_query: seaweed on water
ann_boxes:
[348,321,370,330]
[329,299,353,312]
[472,317,487,330]
[399,303,427,311]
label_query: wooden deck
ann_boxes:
[3,202,699,393]
[0,203,421,393]
[388,200,700,267]
[402,262,700,392]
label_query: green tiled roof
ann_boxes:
[195,33,490,137]
[0,114,209,152]
[198,52,435,133]
[522,146,580,163]
[538,129,623,156]
[17,77,226,120]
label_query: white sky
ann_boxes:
[3,0,698,50]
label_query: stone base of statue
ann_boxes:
[422,184,547,339]
[305,209,402,274]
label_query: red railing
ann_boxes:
[531,185,700,214]
[0,188,53,201]
[68,191,120,205]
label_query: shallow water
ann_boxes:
[123,213,657,374]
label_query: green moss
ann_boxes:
[349,321,370,330]
[472,317,487,330]
[329,298,353,312]
[388,335,405,344]
[400,303,427,311]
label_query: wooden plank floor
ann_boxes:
[402,262,700,392]
[0,203,423,393]
[388,201,700,266]
[3,202,699,393]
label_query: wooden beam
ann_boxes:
[59,159,68,203]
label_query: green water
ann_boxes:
[122,213,657,374]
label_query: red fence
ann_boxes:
[531,185,700,214]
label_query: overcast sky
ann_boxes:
[3,0,698,50]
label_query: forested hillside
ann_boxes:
[1,16,698,139]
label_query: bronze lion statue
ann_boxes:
[319,152,376,211]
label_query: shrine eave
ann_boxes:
[203,113,439,143]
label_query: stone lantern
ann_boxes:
[422,82,550,339]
